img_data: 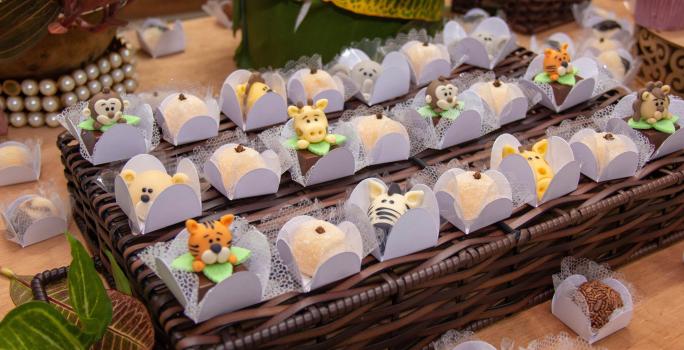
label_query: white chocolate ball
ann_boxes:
[582,132,629,171]
[291,220,346,277]
[403,42,444,78]
[301,69,337,101]
[216,145,267,190]
[448,171,498,221]
[356,114,408,151]
[161,93,209,136]
[0,145,32,169]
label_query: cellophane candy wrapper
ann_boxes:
[431,330,490,350]
[553,257,639,332]
[258,199,380,293]
[138,215,273,322]
[547,106,654,170]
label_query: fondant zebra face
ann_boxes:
[367,181,424,236]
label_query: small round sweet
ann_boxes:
[403,42,444,77]
[161,93,209,136]
[85,64,100,80]
[97,57,111,74]
[124,79,137,93]
[28,112,45,127]
[122,63,135,78]
[216,144,267,190]
[10,196,60,234]
[87,80,103,95]
[72,69,88,85]
[24,96,42,112]
[473,80,513,115]
[99,74,114,88]
[61,92,78,107]
[9,112,27,127]
[290,220,347,277]
[20,80,39,96]
[109,52,123,68]
[7,96,24,112]
[0,144,32,169]
[581,132,629,170]
[58,75,76,92]
[41,96,60,113]
[142,26,166,48]
[75,86,91,101]
[301,69,337,100]
[38,79,57,96]
[447,171,498,221]
[112,83,126,95]
[356,114,408,151]
[576,280,624,329]
[111,68,125,83]
[45,113,60,128]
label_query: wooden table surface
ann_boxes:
[2,5,684,349]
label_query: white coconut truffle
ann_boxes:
[356,114,409,151]
[0,145,32,169]
[216,144,267,190]
[301,69,337,101]
[162,93,209,136]
[448,171,498,221]
[290,219,346,277]
[581,132,629,171]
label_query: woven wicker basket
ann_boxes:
[53,48,684,349]
[451,0,586,34]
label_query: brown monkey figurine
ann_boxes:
[425,77,460,113]
[79,88,140,131]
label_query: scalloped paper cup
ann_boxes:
[219,69,288,131]
[346,178,440,261]
[552,274,633,344]
[452,341,497,350]
[569,129,639,182]
[470,80,528,125]
[137,19,186,58]
[400,41,452,87]
[450,17,517,70]
[2,194,67,247]
[276,215,363,291]
[434,169,513,234]
[114,154,202,234]
[287,69,345,113]
[350,116,410,165]
[156,93,220,146]
[0,141,40,187]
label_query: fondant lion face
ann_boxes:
[288,99,330,144]
[633,81,672,124]
[186,214,236,272]
[543,43,572,82]
[502,139,554,200]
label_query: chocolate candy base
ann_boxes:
[79,129,102,155]
[297,145,339,175]
[551,76,584,106]
[622,116,680,149]
[198,264,247,300]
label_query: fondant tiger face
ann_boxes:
[186,214,237,272]
[543,43,572,82]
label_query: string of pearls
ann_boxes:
[1,38,138,128]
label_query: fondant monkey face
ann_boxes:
[425,77,459,113]
[82,88,129,131]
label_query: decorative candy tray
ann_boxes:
[56,48,684,349]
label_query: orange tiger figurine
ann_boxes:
[187,214,238,272]
[543,43,573,82]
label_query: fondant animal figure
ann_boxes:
[502,139,554,200]
[425,77,459,113]
[632,81,672,125]
[367,181,424,238]
[82,88,129,130]
[474,30,505,58]
[186,214,237,273]
[235,72,271,113]
[120,169,190,221]
[288,98,336,150]
[543,43,573,82]
[351,60,383,100]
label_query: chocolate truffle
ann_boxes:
[575,280,624,329]
[356,114,408,151]
[162,93,210,136]
[216,144,267,190]
[290,220,346,277]
[0,145,32,169]
[447,171,497,220]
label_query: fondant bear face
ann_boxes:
[287,98,337,149]
[186,214,236,272]
[502,139,553,200]
[120,169,190,221]
[543,43,572,82]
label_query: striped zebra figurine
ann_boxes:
[367,181,424,252]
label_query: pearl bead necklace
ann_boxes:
[0,37,139,128]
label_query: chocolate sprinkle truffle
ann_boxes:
[575,280,624,329]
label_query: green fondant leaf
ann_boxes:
[231,246,252,265]
[123,114,141,126]
[78,119,96,131]
[557,71,576,86]
[284,137,299,149]
[440,108,461,120]
[534,72,552,84]
[203,263,233,283]
[171,253,196,272]
[654,119,676,134]
[628,118,653,130]
[331,134,347,146]
[307,141,331,156]
[417,105,438,118]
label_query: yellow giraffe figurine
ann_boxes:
[502,139,554,200]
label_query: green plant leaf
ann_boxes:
[91,290,154,350]
[9,274,35,307]
[0,0,62,59]
[104,249,132,296]
[0,301,86,350]
[67,234,113,345]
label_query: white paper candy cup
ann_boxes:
[219,69,288,131]
[156,92,220,146]
[136,19,186,58]
[450,17,517,70]
[2,194,67,247]
[0,141,40,187]
[569,129,639,182]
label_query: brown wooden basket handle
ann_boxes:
[31,256,110,302]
